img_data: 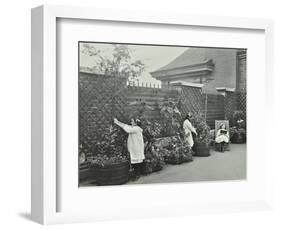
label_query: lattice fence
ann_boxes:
[237,92,246,116]
[224,91,247,126]
[79,73,127,155]
[224,92,237,126]
[178,86,204,115]
[79,72,240,154]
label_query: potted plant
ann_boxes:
[141,120,165,175]
[158,98,182,137]
[230,110,246,143]
[161,136,193,164]
[127,101,165,175]
[89,125,130,185]
[190,113,211,157]
[141,143,165,175]
[79,144,93,183]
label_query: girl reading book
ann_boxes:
[215,124,229,152]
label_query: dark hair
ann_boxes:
[131,117,142,127]
[184,114,191,121]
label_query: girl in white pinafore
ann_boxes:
[113,117,145,179]
[183,114,197,147]
[215,124,229,152]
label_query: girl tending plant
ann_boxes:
[113,117,145,180]
[183,113,197,147]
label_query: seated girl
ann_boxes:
[215,124,229,152]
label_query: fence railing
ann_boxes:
[126,81,161,88]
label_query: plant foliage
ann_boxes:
[189,112,211,144]
[90,125,129,166]
[81,44,145,81]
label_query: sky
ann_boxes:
[79,42,188,85]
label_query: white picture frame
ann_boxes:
[31,5,274,225]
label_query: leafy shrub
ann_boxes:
[156,136,193,164]
[189,112,211,144]
[142,144,165,174]
[90,125,129,167]
[158,98,182,137]
[232,110,246,129]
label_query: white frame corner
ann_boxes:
[31,4,274,225]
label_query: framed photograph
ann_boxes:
[31,5,274,225]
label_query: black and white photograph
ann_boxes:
[78,42,247,186]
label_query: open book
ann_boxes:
[220,129,228,134]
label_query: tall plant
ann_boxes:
[232,110,246,128]
[158,98,182,137]
[91,125,129,166]
[189,112,211,144]
[81,44,145,81]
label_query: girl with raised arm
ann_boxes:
[113,117,145,180]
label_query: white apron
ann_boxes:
[123,125,145,164]
[215,129,229,143]
[183,119,196,147]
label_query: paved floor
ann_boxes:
[129,144,246,185]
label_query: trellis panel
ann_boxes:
[79,73,127,155]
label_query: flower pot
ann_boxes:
[165,154,193,164]
[141,161,163,175]
[230,132,246,144]
[193,142,210,157]
[79,162,96,184]
[93,160,130,185]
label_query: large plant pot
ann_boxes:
[193,142,210,157]
[230,133,246,144]
[141,161,163,175]
[165,154,193,164]
[79,162,96,184]
[166,157,192,165]
[93,160,130,185]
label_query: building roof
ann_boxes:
[171,81,204,88]
[155,48,208,72]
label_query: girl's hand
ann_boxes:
[113,118,118,124]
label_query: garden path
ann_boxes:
[129,144,246,184]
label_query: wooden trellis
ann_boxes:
[178,86,204,116]
[79,72,244,155]
[237,92,246,115]
[79,73,127,155]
